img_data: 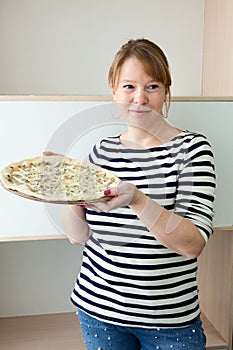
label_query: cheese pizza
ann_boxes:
[0,155,120,204]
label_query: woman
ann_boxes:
[61,39,216,349]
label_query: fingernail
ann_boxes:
[78,204,86,208]
[104,189,111,196]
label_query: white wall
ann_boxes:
[1,98,233,317]
[0,239,82,317]
[1,99,232,243]
[0,0,204,96]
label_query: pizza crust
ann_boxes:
[0,155,121,204]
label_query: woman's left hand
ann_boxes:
[82,182,138,213]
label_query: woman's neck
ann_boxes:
[120,118,182,149]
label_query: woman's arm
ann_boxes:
[42,152,92,244]
[61,205,92,244]
[96,184,205,259]
[130,188,205,259]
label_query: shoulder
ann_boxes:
[179,130,209,143]
[92,136,121,154]
[178,131,215,170]
[98,136,120,148]
[167,131,214,160]
[179,130,213,152]
[88,136,120,165]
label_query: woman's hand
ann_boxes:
[84,182,139,213]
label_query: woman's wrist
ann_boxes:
[129,188,164,230]
[129,186,148,211]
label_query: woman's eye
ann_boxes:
[147,84,160,91]
[123,84,135,90]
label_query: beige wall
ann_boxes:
[0,0,205,96]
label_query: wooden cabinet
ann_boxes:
[198,229,233,349]
[202,0,233,96]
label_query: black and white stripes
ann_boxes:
[71,131,216,328]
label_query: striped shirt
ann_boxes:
[71,131,216,328]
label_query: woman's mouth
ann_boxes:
[128,107,152,115]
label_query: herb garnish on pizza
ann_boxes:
[0,155,120,204]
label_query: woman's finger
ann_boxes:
[43,151,64,156]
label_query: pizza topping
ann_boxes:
[0,156,120,203]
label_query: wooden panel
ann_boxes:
[198,230,233,349]
[0,312,229,350]
[201,313,228,349]
[202,0,233,96]
[0,95,233,101]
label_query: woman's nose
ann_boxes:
[133,89,149,104]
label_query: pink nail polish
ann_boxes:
[104,189,111,196]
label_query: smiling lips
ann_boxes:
[128,107,152,115]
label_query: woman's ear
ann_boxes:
[110,85,116,101]
[164,88,171,104]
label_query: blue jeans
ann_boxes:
[78,309,206,350]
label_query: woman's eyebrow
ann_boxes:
[120,79,136,84]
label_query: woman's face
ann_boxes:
[111,56,167,119]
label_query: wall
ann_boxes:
[0,239,82,317]
[0,0,205,96]
[0,98,233,317]
[1,99,232,243]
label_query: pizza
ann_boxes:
[0,155,121,204]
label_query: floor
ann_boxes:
[0,312,228,350]
[0,313,85,350]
